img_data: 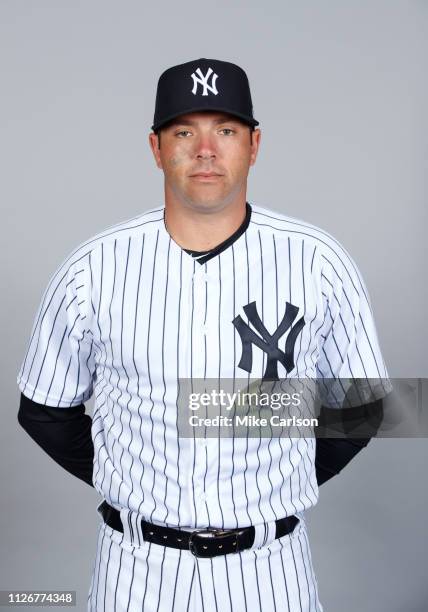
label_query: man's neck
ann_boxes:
[163,199,248,251]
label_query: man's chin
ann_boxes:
[184,193,232,212]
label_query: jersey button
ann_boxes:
[199,493,207,502]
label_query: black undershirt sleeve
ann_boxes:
[314,438,371,485]
[314,398,384,485]
[18,393,95,488]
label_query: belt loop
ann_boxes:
[295,511,306,530]
[119,508,145,547]
[250,519,277,550]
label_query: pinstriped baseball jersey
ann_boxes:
[17,202,388,531]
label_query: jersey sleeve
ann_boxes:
[315,242,391,408]
[17,253,95,407]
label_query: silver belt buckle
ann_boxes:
[188,528,238,557]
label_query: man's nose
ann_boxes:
[194,134,217,159]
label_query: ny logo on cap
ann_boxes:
[191,67,219,96]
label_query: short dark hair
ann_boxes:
[155,121,255,149]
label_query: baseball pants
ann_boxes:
[87,510,323,612]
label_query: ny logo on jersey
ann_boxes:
[191,67,219,96]
[232,301,305,381]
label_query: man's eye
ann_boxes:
[176,130,192,137]
[220,128,235,135]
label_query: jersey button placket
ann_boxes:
[189,267,211,524]
[191,268,212,378]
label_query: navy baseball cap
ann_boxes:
[151,58,259,133]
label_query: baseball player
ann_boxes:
[17,58,389,612]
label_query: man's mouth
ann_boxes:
[189,172,223,181]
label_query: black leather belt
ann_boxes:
[97,500,299,558]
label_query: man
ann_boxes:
[17,58,389,611]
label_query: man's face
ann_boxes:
[149,111,261,212]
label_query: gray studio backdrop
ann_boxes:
[1,1,427,611]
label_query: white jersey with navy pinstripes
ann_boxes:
[17,202,388,530]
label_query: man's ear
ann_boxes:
[249,128,261,166]
[149,132,163,169]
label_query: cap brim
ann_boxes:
[151,106,259,132]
